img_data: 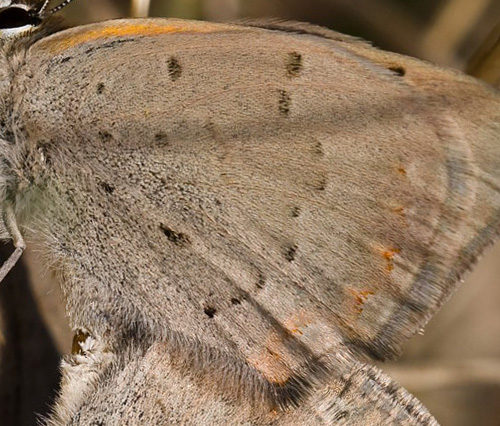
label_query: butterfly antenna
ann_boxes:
[37,0,52,16]
[38,0,77,17]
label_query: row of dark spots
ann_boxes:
[96,181,267,321]
[96,126,170,151]
[45,56,72,75]
[203,273,270,319]
[84,38,135,56]
[94,56,182,96]
[95,55,299,118]
[204,296,243,319]
[160,222,240,319]
[278,52,303,116]
[166,52,300,116]
[96,127,169,147]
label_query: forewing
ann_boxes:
[11,19,500,405]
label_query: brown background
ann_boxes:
[0,0,499,425]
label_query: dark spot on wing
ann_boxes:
[230,298,241,305]
[168,57,182,81]
[284,244,298,262]
[278,90,291,116]
[99,182,115,194]
[45,56,74,75]
[315,177,327,191]
[314,140,324,157]
[84,38,135,56]
[204,306,217,318]
[307,176,328,191]
[154,131,169,146]
[96,82,105,94]
[286,52,303,77]
[160,224,191,245]
[204,121,218,139]
[99,131,113,142]
[333,411,349,421]
[290,206,301,218]
[388,65,406,77]
[256,273,266,289]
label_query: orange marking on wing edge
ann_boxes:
[350,289,375,314]
[43,21,239,53]
[247,348,292,385]
[392,206,406,216]
[397,167,407,176]
[382,247,401,272]
[283,311,311,336]
[391,205,408,228]
[269,409,280,418]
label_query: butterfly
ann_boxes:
[0,1,499,424]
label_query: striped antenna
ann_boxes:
[38,0,78,17]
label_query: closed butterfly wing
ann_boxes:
[4,18,500,418]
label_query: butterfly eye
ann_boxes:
[0,6,40,30]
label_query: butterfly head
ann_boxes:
[0,0,75,40]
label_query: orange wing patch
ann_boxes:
[350,289,375,314]
[397,166,407,176]
[247,346,293,385]
[247,311,314,384]
[392,206,406,217]
[382,247,401,272]
[283,311,311,336]
[42,19,242,53]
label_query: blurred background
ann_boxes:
[0,0,499,425]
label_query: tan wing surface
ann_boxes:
[11,19,500,406]
[48,341,437,425]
